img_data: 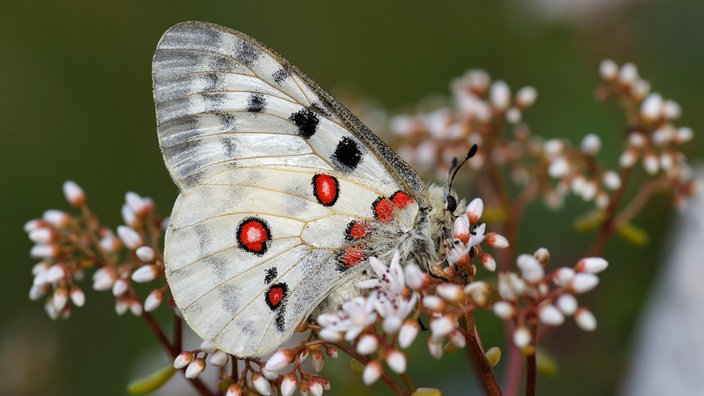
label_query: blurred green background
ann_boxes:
[2,0,703,395]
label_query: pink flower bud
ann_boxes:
[209,350,229,367]
[252,373,272,395]
[453,215,470,241]
[404,263,428,290]
[570,273,599,293]
[136,246,155,262]
[385,350,407,374]
[280,374,297,396]
[399,320,419,349]
[422,295,446,311]
[492,301,515,319]
[362,361,382,385]
[480,253,496,272]
[129,300,143,316]
[112,278,129,296]
[264,348,293,371]
[311,350,324,372]
[513,327,531,349]
[29,228,54,244]
[24,219,48,233]
[29,284,49,301]
[428,338,443,359]
[63,180,86,206]
[437,283,463,302]
[185,358,206,379]
[70,286,85,307]
[115,299,128,315]
[126,192,155,217]
[144,289,163,312]
[93,267,116,291]
[309,380,323,396]
[539,304,565,326]
[121,204,137,227]
[465,198,484,225]
[599,59,618,81]
[117,226,142,250]
[226,384,243,396]
[485,232,509,248]
[43,210,70,228]
[46,264,66,283]
[575,257,608,274]
[174,351,193,369]
[30,244,59,259]
[356,335,379,355]
[575,308,597,331]
[53,287,68,311]
[430,315,457,339]
[132,265,158,283]
[557,294,578,315]
[449,329,467,348]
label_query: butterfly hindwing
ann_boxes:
[153,21,422,356]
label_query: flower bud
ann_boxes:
[517,254,544,283]
[30,244,59,259]
[265,349,293,371]
[385,350,407,374]
[422,295,446,311]
[226,384,243,396]
[428,338,443,359]
[557,294,578,315]
[43,210,70,228]
[599,59,618,81]
[580,134,601,155]
[252,373,272,395]
[404,263,428,290]
[575,308,597,331]
[63,180,86,206]
[437,283,464,302]
[29,228,54,244]
[492,301,515,319]
[570,273,599,293]
[538,304,564,326]
[362,361,382,385]
[465,198,484,224]
[185,358,205,379]
[112,278,129,296]
[280,374,297,396]
[516,86,537,108]
[136,246,155,262]
[311,350,324,372]
[485,232,509,248]
[513,327,531,349]
[490,80,510,110]
[398,320,419,348]
[449,330,466,348]
[210,350,229,367]
[132,265,159,283]
[480,253,496,272]
[46,265,66,283]
[309,380,323,396]
[174,351,194,369]
[640,93,663,121]
[117,226,143,250]
[144,289,163,312]
[357,335,379,355]
[430,315,456,339]
[575,257,608,274]
[53,287,68,311]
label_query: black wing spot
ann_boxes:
[220,136,238,158]
[331,137,362,171]
[264,267,278,284]
[203,73,219,91]
[235,40,260,67]
[247,93,266,113]
[273,68,289,84]
[289,109,319,138]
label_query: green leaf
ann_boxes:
[573,209,606,232]
[127,363,176,394]
[617,222,649,246]
[412,388,443,396]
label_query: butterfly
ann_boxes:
[153,21,464,357]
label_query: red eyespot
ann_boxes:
[312,174,339,206]
[336,247,366,271]
[372,197,394,222]
[237,218,271,255]
[390,191,414,208]
[345,220,372,240]
[265,283,288,310]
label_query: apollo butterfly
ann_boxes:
[153,21,468,356]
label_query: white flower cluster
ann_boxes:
[389,69,538,178]
[491,249,607,349]
[25,182,166,319]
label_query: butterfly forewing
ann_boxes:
[153,21,423,356]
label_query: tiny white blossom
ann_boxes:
[618,62,639,85]
[112,278,129,296]
[362,361,382,385]
[436,283,463,302]
[43,210,70,228]
[430,316,457,339]
[385,350,407,374]
[570,273,599,293]
[132,265,158,283]
[144,289,163,312]
[640,93,663,121]
[599,59,618,81]
[357,335,378,355]
[428,338,444,359]
[46,265,66,283]
[465,198,484,224]
[492,301,515,319]
[557,294,578,315]
[117,225,143,250]
[516,86,537,108]
[516,254,544,283]
[575,308,597,331]
[252,373,272,395]
[265,349,293,371]
[513,327,531,349]
[184,358,205,379]
[576,257,608,274]
[63,180,86,206]
[490,80,511,110]
[398,321,419,348]
[580,134,602,155]
[554,267,575,286]
[539,304,565,326]
[136,246,155,262]
[210,350,229,367]
[280,375,297,396]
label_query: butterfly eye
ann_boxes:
[445,195,457,212]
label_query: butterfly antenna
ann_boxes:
[449,144,478,189]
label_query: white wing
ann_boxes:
[153,21,422,356]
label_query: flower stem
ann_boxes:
[463,313,502,395]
